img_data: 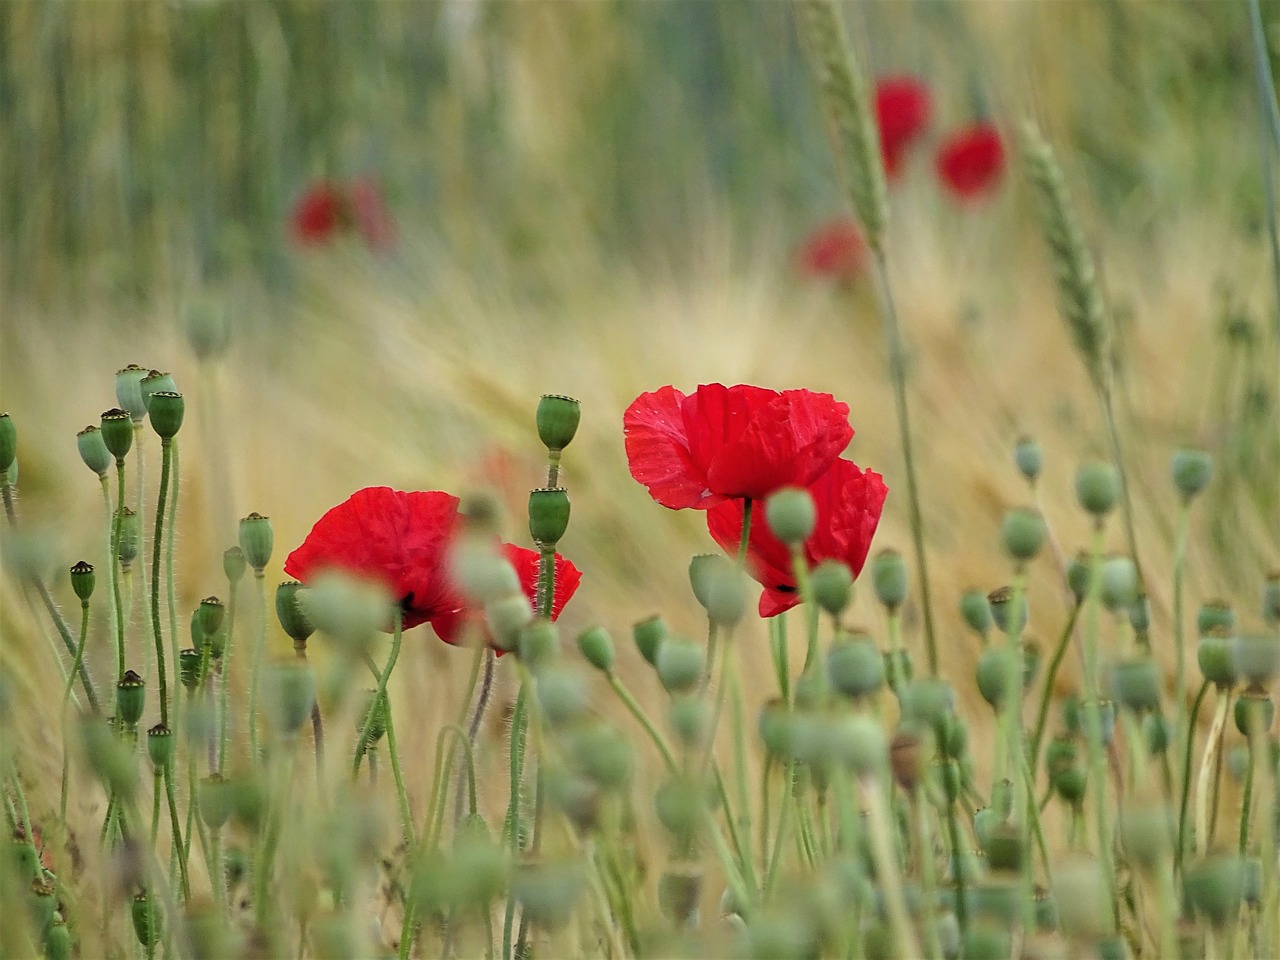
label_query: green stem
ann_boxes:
[150,438,172,727]
[724,639,758,893]
[1172,501,1191,758]
[1194,690,1231,855]
[166,440,181,738]
[112,458,127,678]
[1176,679,1210,875]
[217,583,238,773]
[1031,600,1082,767]
[502,686,529,960]
[861,774,924,959]
[163,764,189,899]
[769,616,790,704]
[247,571,267,766]
[150,773,161,848]
[353,618,403,777]
[606,673,677,774]
[1238,723,1257,857]
[764,760,795,896]
[368,656,414,845]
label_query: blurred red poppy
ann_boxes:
[350,176,397,251]
[936,123,1005,199]
[875,76,931,179]
[291,181,349,246]
[624,384,853,510]
[797,219,869,281]
[707,458,888,617]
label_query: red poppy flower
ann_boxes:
[291,181,350,246]
[283,486,581,647]
[875,76,931,179]
[350,176,397,252]
[707,457,888,617]
[624,384,854,511]
[936,123,1005,199]
[797,220,869,282]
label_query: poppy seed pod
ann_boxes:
[100,408,134,460]
[42,915,71,960]
[1142,713,1173,755]
[1052,858,1112,941]
[115,365,150,422]
[973,806,1002,851]
[195,596,225,639]
[1014,436,1043,483]
[1197,599,1235,634]
[140,371,177,411]
[668,696,712,749]
[1129,594,1152,635]
[570,723,633,790]
[147,391,184,440]
[987,586,1028,634]
[69,560,95,602]
[223,545,247,585]
[77,425,111,477]
[976,647,1016,709]
[1001,507,1046,562]
[1067,552,1092,604]
[535,666,588,729]
[1231,634,1280,687]
[656,640,706,694]
[1184,854,1246,929]
[960,589,993,636]
[658,866,703,928]
[889,727,927,792]
[1099,556,1138,612]
[261,659,315,738]
[758,700,797,759]
[871,549,908,610]
[1197,627,1237,688]
[116,669,146,726]
[1118,805,1173,873]
[690,553,747,626]
[485,595,534,653]
[536,395,581,453]
[116,507,141,567]
[146,723,174,770]
[1108,658,1162,713]
[1170,449,1212,501]
[517,618,560,666]
[179,648,202,691]
[511,859,587,931]
[765,487,817,546]
[575,626,615,672]
[633,615,669,667]
[827,633,885,699]
[0,413,14,475]
[450,538,519,604]
[984,823,1026,873]
[834,714,888,777]
[810,560,854,616]
[238,513,273,573]
[131,891,163,948]
[275,581,314,646]
[1233,690,1274,738]
[198,774,234,830]
[1075,461,1120,519]
[899,678,955,728]
[528,487,571,545]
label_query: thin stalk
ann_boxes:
[1101,389,1143,592]
[1031,600,1082,766]
[1176,679,1210,874]
[362,651,414,844]
[57,600,92,839]
[165,441,181,737]
[150,438,173,727]
[217,582,238,773]
[353,618,403,777]
[1238,727,1257,856]
[247,571,267,765]
[453,649,495,827]
[134,424,157,701]
[724,638,757,893]
[501,686,529,960]
[163,764,189,899]
[112,458,127,677]
[764,760,795,896]
[1172,501,1191,757]
[1194,690,1231,854]
[606,673,677,774]
[861,774,924,958]
[769,615,790,704]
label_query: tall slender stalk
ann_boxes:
[149,438,173,728]
[112,458,128,677]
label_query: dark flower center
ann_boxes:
[400,592,415,612]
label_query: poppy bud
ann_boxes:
[223,546,247,585]
[827,632,885,699]
[1108,658,1161,713]
[69,560,95,602]
[658,865,703,928]
[976,647,1016,709]
[1143,713,1173,755]
[1075,461,1119,518]
[986,586,1028,634]
[116,507,141,568]
[689,554,746,626]
[262,659,316,738]
[1231,633,1280,687]
[633,615,669,667]
[77,426,111,477]
[179,648,202,691]
[571,723,633,790]
[1067,552,1092,604]
[1052,858,1111,940]
[810,560,854,616]
[575,626,615,672]
[1184,854,1245,929]
[1001,507,1045,562]
[147,722,174,770]
[1233,690,1274,738]
[1197,599,1235,634]
[656,640,706,694]
[486,595,534,652]
[116,669,145,726]
[899,678,954,728]
[100,408,134,460]
[536,395,581,453]
[528,487,571,545]
[871,549,908,611]
[669,696,712,749]
[131,890,163,947]
[1198,627,1237,688]
[147,391,184,440]
[758,700,797,759]
[1118,805,1172,873]
[0,413,14,475]
[115,365,150,422]
[535,666,588,728]
[960,589,993,636]
[1170,448,1212,500]
[765,487,816,546]
[1014,435,1042,483]
[1099,556,1138,612]
[238,513,273,573]
[140,371,177,411]
[275,581,314,647]
[518,619,560,667]
[356,690,389,748]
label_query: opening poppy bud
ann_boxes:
[146,391,184,440]
[689,553,747,626]
[1117,805,1172,873]
[79,714,137,798]
[871,549,908,611]
[69,560,95,602]
[1074,461,1119,519]
[1001,507,1045,562]
[1099,556,1138,612]
[535,665,588,728]
[115,365,150,422]
[536,395,581,453]
[1184,854,1246,929]
[238,513,273,573]
[765,487,816,546]
[77,425,111,477]
[658,866,703,928]
[633,615,669,667]
[1052,858,1112,940]
[147,723,174,770]
[115,507,141,568]
[275,581,314,647]
[986,586,1028,635]
[1142,713,1173,755]
[656,640,706,694]
[262,659,316,738]
[450,538,519,603]
[355,689,389,748]
[960,589,993,637]
[811,560,854,616]
[1067,552,1092,604]
[668,696,712,748]
[976,647,1017,709]
[1108,658,1161,713]
[1197,627,1237,688]
[1014,435,1043,483]
[528,487,571,547]
[0,413,14,475]
[140,371,177,411]
[100,408,134,460]
[1170,448,1212,501]
[827,632,885,699]
[1197,599,1235,634]
[575,626,615,672]
[116,669,145,726]
[518,619,560,667]
[1233,690,1274,738]
[486,594,534,652]
[179,648,202,691]
[570,723,633,790]
[511,859,587,931]
[1231,633,1280,686]
[899,678,954,728]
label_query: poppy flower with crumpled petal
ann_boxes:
[707,457,888,617]
[624,383,854,511]
[875,75,931,180]
[798,219,869,282]
[936,123,1005,200]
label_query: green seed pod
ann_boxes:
[100,408,134,460]
[1170,448,1213,500]
[275,581,314,646]
[960,589,993,636]
[758,700,797,759]
[1067,552,1092,604]
[1108,658,1161,713]
[1198,627,1237,688]
[984,824,1026,874]
[535,394,581,453]
[1128,593,1151,635]
[1230,633,1280,687]
[1233,690,1274,738]
[450,827,510,911]
[223,546,247,585]
[7,835,39,884]
[689,554,747,626]
[658,865,703,928]
[1142,713,1173,755]
[181,902,234,960]
[544,767,600,833]
[968,880,1021,925]
[147,391,185,440]
[69,560,95,602]
[570,723,633,790]
[356,690,389,748]
[827,633,885,699]
[198,773,234,830]
[261,659,316,738]
[633,615,669,667]
[195,596,225,640]
[1197,599,1235,635]
[1099,556,1138,612]
[528,487,571,545]
[811,560,853,616]
[147,723,174,770]
[131,891,162,947]
[179,648,202,691]
[986,586,1028,635]
[1242,857,1263,907]
[668,696,712,749]
[1263,572,1280,626]
[77,425,112,477]
[1052,858,1112,940]
[115,365,150,422]
[1014,435,1043,483]
[1184,854,1245,929]
[450,537,519,603]
[0,413,14,474]
[1117,805,1172,873]
[535,666,588,728]
[830,714,888,778]
[1075,461,1120,518]
[1227,742,1251,782]
[743,911,817,960]
[486,595,534,652]
[765,487,816,546]
[238,513,273,573]
[184,297,233,361]
[656,777,711,845]
[28,877,57,938]
[42,914,72,960]
[116,669,146,726]
[115,507,141,568]
[976,647,1016,710]
[1001,507,1046,562]
[973,807,1002,852]
[517,618,559,667]
[871,549,908,611]
[656,640,706,694]
[140,370,178,411]
[1044,734,1078,774]
[575,626,615,672]
[936,712,968,759]
[963,923,1012,960]
[510,859,586,931]
[1095,936,1127,960]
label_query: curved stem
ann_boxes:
[150,438,172,727]
[163,764,189,899]
[606,673,678,774]
[353,618,403,777]
[1176,679,1210,875]
[360,650,415,845]
[1031,600,1082,767]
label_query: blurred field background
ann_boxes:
[2,0,1280,905]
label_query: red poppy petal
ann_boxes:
[808,460,888,577]
[503,543,582,621]
[624,386,721,510]
[759,587,802,618]
[706,500,795,594]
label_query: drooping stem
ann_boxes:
[607,673,678,774]
[150,438,173,727]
